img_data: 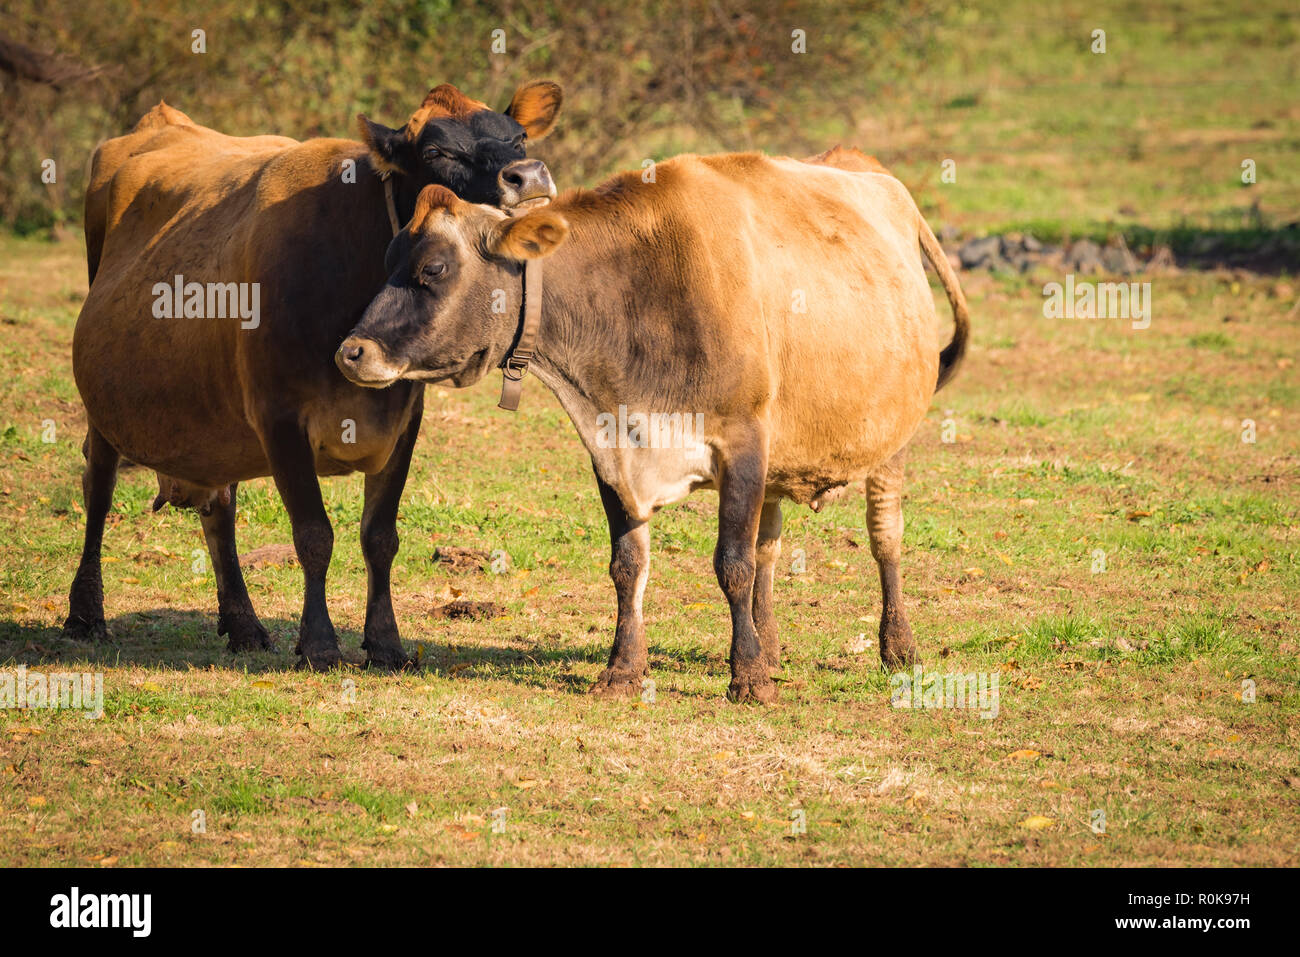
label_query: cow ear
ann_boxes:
[504,81,562,141]
[357,115,407,174]
[384,229,412,276]
[490,210,569,260]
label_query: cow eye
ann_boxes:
[419,262,448,286]
[424,146,442,160]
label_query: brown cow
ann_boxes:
[336,148,969,703]
[66,81,562,669]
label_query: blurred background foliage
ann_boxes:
[0,0,950,233]
[4,0,1296,242]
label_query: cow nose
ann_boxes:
[336,336,373,374]
[339,337,365,364]
[498,159,556,208]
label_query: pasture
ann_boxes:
[1,0,1298,867]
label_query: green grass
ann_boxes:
[1,222,1296,866]
[859,0,1300,240]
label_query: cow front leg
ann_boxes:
[590,468,651,697]
[62,427,120,642]
[715,441,775,704]
[867,448,919,668]
[359,397,422,671]
[753,499,782,674]
[199,482,274,653]
[263,420,341,670]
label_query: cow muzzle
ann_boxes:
[335,336,406,388]
[498,159,555,210]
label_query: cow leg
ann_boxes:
[867,448,920,668]
[716,441,775,704]
[199,483,273,652]
[753,499,782,674]
[263,422,341,669]
[358,401,422,671]
[62,427,120,641]
[590,469,651,697]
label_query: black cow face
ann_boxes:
[358,81,561,208]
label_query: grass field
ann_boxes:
[2,233,1296,866]
[1,0,1298,866]
[858,0,1300,239]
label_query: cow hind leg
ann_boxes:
[867,449,920,668]
[590,468,651,698]
[358,401,421,671]
[715,439,776,704]
[753,499,782,674]
[62,427,121,641]
[199,483,273,653]
[263,421,341,670]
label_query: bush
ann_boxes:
[0,0,949,231]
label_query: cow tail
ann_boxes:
[917,214,970,392]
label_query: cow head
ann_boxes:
[357,80,562,208]
[336,184,568,388]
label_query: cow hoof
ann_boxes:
[880,641,920,670]
[727,674,778,704]
[61,614,108,643]
[363,648,416,672]
[589,667,645,698]
[296,646,344,671]
[220,613,275,653]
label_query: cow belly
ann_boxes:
[764,310,938,505]
[74,314,264,485]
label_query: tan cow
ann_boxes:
[66,82,561,668]
[337,148,969,702]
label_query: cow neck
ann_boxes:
[369,159,419,238]
[376,172,420,238]
[496,256,542,411]
[518,233,633,430]
[496,198,554,412]
[382,177,400,236]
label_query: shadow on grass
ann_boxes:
[0,609,720,692]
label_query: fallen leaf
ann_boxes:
[1007,749,1041,760]
[1018,815,1054,830]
